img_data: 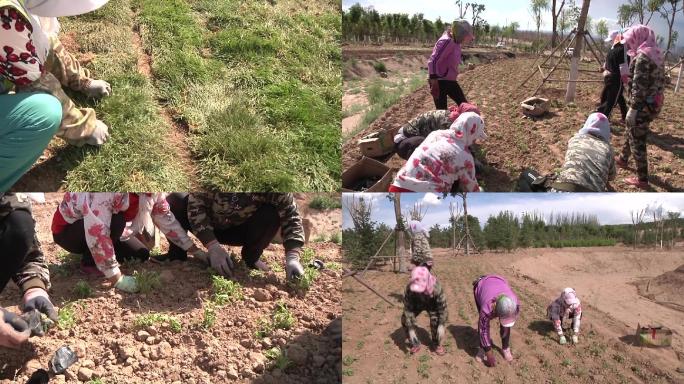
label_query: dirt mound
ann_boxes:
[0,194,342,384]
[636,264,684,312]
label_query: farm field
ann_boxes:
[0,194,343,383]
[11,0,341,192]
[342,45,684,192]
[342,247,684,383]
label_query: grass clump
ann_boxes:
[201,303,216,329]
[309,195,342,210]
[264,347,292,370]
[373,61,387,73]
[133,270,162,293]
[255,301,296,338]
[135,313,182,333]
[73,281,93,299]
[57,303,78,330]
[211,275,244,305]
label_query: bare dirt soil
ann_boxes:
[342,246,684,384]
[0,194,342,384]
[342,46,684,192]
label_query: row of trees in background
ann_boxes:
[618,0,682,56]
[343,198,683,267]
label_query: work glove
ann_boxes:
[188,246,209,262]
[85,120,110,146]
[625,108,637,126]
[0,309,30,349]
[207,241,234,277]
[114,275,139,293]
[22,288,58,322]
[285,249,304,280]
[502,347,513,362]
[559,334,567,345]
[84,79,112,98]
[572,334,579,344]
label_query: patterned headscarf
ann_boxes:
[621,25,664,67]
[578,112,611,142]
[450,19,473,44]
[409,266,436,296]
[449,111,486,148]
[409,220,428,235]
[448,102,481,121]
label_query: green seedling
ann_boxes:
[86,379,105,384]
[73,280,93,299]
[342,368,353,376]
[212,275,244,305]
[264,347,292,370]
[255,317,274,339]
[272,302,295,330]
[342,355,357,366]
[201,303,216,329]
[135,313,182,333]
[133,270,162,293]
[57,303,77,330]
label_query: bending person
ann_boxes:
[402,266,448,355]
[390,112,486,193]
[547,288,582,345]
[0,193,58,349]
[473,275,520,367]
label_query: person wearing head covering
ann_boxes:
[427,19,474,110]
[551,113,617,192]
[401,266,448,355]
[51,193,203,293]
[596,30,629,123]
[547,288,582,345]
[393,102,481,160]
[390,112,486,193]
[408,220,433,268]
[615,25,666,189]
[472,275,520,367]
[0,193,58,349]
[0,0,112,191]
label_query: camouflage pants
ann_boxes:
[16,36,98,146]
[401,309,442,344]
[620,111,652,181]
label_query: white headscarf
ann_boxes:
[409,220,428,235]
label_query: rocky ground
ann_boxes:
[0,194,342,384]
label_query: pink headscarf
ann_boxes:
[448,102,481,121]
[621,25,664,67]
[409,266,436,296]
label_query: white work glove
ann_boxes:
[285,249,304,280]
[559,334,567,345]
[84,79,111,98]
[625,108,638,126]
[207,241,234,277]
[85,120,110,146]
[114,275,139,293]
[572,334,579,344]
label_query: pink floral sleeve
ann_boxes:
[455,156,480,192]
[0,6,42,86]
[150,193,194,251]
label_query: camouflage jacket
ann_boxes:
[403,280,448,326]
[0,193,50,292]
[187,193,305,250]
[556,134,616,192]
[628,53,665,115]
[410,232,433,265]
[398,110,453,140]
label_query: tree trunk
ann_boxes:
[393,193,406,273]
[566,0,590,102]
[463,194,470,256]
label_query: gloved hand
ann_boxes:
[625,108,637,126]
[502,347,513,362]
[188,246,208,262]
[572,334,579,344]
[285,249,304,280]
[207,241,233,277]
[484,349,496,367]
[0,309,30,349]
[559,334,567,345]
[114,275,139,293]
[84,79,111,98]
[22,288,58,322]
[85,120,110,146]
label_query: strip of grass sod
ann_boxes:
[55,0,190,191]
[138,0,341,191]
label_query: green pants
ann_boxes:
[0,92,62,192]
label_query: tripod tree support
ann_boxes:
[343,268,396,307]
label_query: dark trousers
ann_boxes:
[473,276,510,350]
[434,80,467,110]
[0,210,39,293]
[395,136,425,160]
[53,213,149,267]
[166,193,281,268]
[596,76,627,121]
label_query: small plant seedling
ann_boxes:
[342,355,357,366]
[212,275,244,305]
[418,354,430,363]
[330,232,342,244]
[272,302,295,330]
[73,280,93,298]
[417,361,430,379]
[201,304,216,329]
[254,317,274,338]
[57,303,77,330]
[299,248,316,265]
[248,269,265,278]
[296,267,319,291]
[86,379,105,384]
[342,368,353,376]
[356,340,365,350]
[133,270,162,293]
[264,347,292,370]
[561,358,572,367]
[326,262,342,271]
[135,313,182,333]
[613,354,625,363]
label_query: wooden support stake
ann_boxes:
[676,60,683,93]
[344,268,396,307]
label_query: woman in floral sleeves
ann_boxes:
[51,193,204,293]
[390,111,486,193]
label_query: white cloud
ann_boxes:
[421,193,443,206]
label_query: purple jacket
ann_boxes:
[427,33,462,81]
[474,275,520,349]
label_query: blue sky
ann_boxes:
[342,0,684,47]
[342,193,684,229]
